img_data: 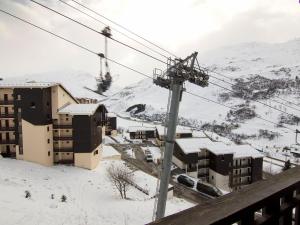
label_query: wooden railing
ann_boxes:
[149,166,300,225]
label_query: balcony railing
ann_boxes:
[53,124,73,129]
[0,100,14,105]
[0,127,15,131]
[54,147,73,152]
[0,113,15,118]
[53,136,73,141]
[149,166,300,225]
[0,139,16,144]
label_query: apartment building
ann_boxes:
[0,82,108,170]
[173,138,263,192]
[156,126,193,146]
[128,126,156,140]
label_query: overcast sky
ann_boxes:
[0,0,299,86]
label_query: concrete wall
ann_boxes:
[51,85,77,119]
[209,169,230,192]
[21,119,53,166]
[74,145,102,170]
[172,155,186,170]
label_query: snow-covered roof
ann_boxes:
[58,103,101,116]
[0,81,58,88]
[156,125,192,136]
[175,138,263,159]
[128,126,156,133]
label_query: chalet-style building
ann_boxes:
[76,97,98,104]
[0,81,109,170]
[105,112,117,136]
[128,126,156,140]
[156,126,193,146]
[173,138,263,192]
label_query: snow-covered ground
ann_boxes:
[0,154,193,225]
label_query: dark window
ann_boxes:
[66,130,69,132]
[221,155,225,161]
[4,94,8,101]
[67,153,70,155]
[55,130,58,133]
[66,141,69,144]
[4,107,8,114]
[66,118,69,121]
[47,126,50,132]
[48,151,50,156]
[55,153,58,156]
[30,102,36,109]
[94,150,99,155]
[211,175,214,180]
[47,139,50,144]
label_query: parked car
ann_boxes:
[145,154,153,162]
[196,181,223,197]
[177,175,195,188]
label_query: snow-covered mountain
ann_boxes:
[104,39,300,150]
[3,70,121,100]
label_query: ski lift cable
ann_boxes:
[58,0,171,60]
[68,0,177,58]
[0,8,295,134]
[29,0,168,66]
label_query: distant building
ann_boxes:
[76,97,98,104]
[0,82,108,169]
[173,138,263,192]
[128,126,156,140]
[105,112,117,136]
[156,126,193,146]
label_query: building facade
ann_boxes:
[128,126,156,140]
[0,82,109,170]
[173,138,263,192]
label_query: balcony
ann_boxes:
[0,100,14,105]
[53,124,73,129]
[233,164,251,169]
[53,136,73,141]
[149,166,300,225]
[0,113,15,119]
[54,147,73,152]
[0,139,16,144]
[0,127,15,131]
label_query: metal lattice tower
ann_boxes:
[153,52,209,220]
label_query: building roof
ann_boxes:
[58,103,101,116]
[156,125,192,136]
[175,138,263,159]
[0,81,79,103]
[0,81,58,88]
[128,126,156,133]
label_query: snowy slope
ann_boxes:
[0,153,193,225]
[104,39,300,150]
[3,70,121,101]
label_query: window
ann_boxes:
[30,102,36,109]
[66,130,69,132]
[47,139,50,144]
[55,130,58,133]
[47,126,50,132]
[67,153,70,155]
[211,175,214,180]
[55,153,58,156]
[221,155,225,161]
[94,150,99,155]
[66,118,69,121]
[66,141,69,144]
[48,151,50,156]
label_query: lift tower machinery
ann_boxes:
[153,52,209,220]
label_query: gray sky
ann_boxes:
[0,0,299,86]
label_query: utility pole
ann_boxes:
[153,52,209,220]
